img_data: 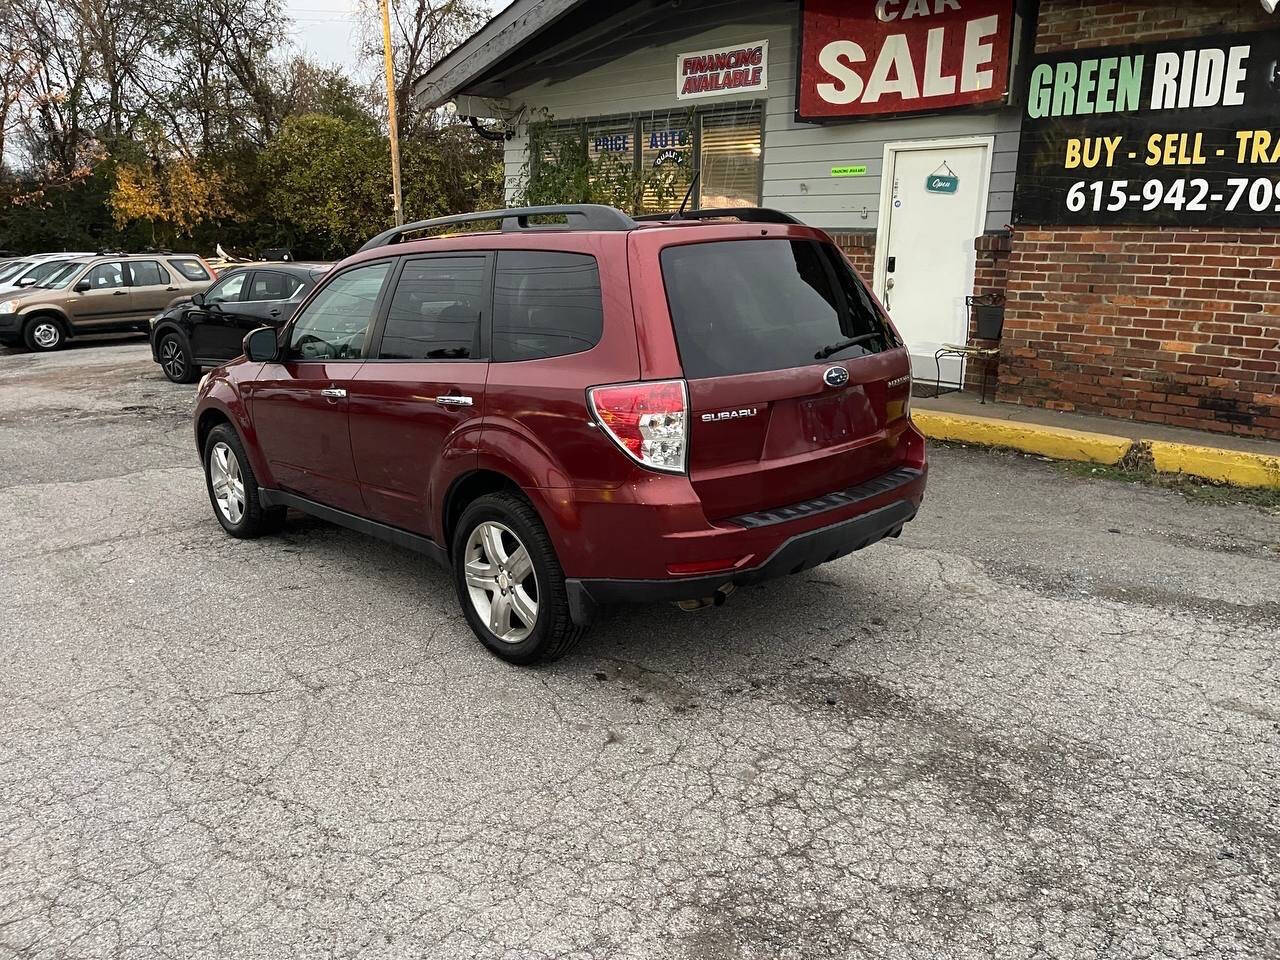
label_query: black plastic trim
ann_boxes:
[728,467,922,529]
[258,488,449,567]
[635,207,802,225]
[358,205,637,251]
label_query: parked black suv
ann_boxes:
[149,262,330,382]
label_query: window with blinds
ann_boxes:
[699,107,763,209]
[529,105,763,216]
[639,114,695,215]
[586,119,637,211]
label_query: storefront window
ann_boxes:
[527,105,763,216]
[699,107,762,208]
[585,119,637,211]
[640,113,695,215]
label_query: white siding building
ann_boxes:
[417,0,1033,381]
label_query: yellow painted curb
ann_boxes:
[913,411,1131,465]
[1149,441,1280,489]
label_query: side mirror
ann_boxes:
[244,326,279,362]
[73,279,91,293]
[15,277,35,287]
[191,291,205,306]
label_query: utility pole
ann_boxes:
[379,0,404,227]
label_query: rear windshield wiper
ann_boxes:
[815,333,879,360]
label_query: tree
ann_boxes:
[275,58,380,131]
[261,113,393,256]
[0,0,506,257]
[109,155,232,244]
[401,122,502,221]
[358,0,489,138]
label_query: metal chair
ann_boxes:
[932,294,1005,404]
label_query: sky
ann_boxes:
[284,0,373,77]
[283,0,511,80]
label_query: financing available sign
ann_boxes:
[1013,30,1280,226]
[796,0,1016,121]
[676,40,768,101]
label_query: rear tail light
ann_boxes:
[588,379,688,474]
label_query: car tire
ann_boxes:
[203,423,286,538]
[158,332,200,384]
[452,492,585,665]
[23,316,67,352]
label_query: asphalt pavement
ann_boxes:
[1,339,1277,960]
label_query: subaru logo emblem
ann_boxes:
[823,366,849,388]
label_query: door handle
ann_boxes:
[112,290,128,296]
[436,395,473,406]
[166,286,179,291]
[320,388,347,399]
[269,308,282,318]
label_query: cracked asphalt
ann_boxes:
[1,339,1278,960]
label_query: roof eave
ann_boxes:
[412,0,591,107]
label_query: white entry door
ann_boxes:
[877,140,992,386]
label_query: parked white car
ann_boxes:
[0,253,97,295]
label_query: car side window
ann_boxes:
[288,261,390,361]
[168,258,210,281]
[0,261,31,283]
[128,260,168,286]
[248,271,299,302]
[84,262,125,290]
[492,251,603,362]
[376,256,486,360]
[205,272,247,305]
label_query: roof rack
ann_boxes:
[635,207,803,225]
[358,204,637,252]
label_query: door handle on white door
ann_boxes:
[436,395,473,406]
[320,388,346,399]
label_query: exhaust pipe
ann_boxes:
[675,583,737,612]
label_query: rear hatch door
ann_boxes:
[660,236,912,522]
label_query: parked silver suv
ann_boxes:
[0,253,216,351]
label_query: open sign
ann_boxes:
[797,0,1015,121]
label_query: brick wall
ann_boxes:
[833,231,875,281]
[1000,0,1280,438]
[1035,1,1274,51]
[973,233,1011,310]
[1000,229,1280,435]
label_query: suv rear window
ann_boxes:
[168,258,209,281]
[660,239,898,379]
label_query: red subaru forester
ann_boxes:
[194,205,927,664]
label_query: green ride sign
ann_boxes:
[830,165,868,177]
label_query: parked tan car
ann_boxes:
[0,253,216,351]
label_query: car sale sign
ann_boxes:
[797,0,1015,121]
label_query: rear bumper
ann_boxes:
[566,496,916,621]
[562,462,925,624]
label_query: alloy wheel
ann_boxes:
[31,322,60,349]
[464,520,538,643]
[209,441,246,525]
[160,338,186,380]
